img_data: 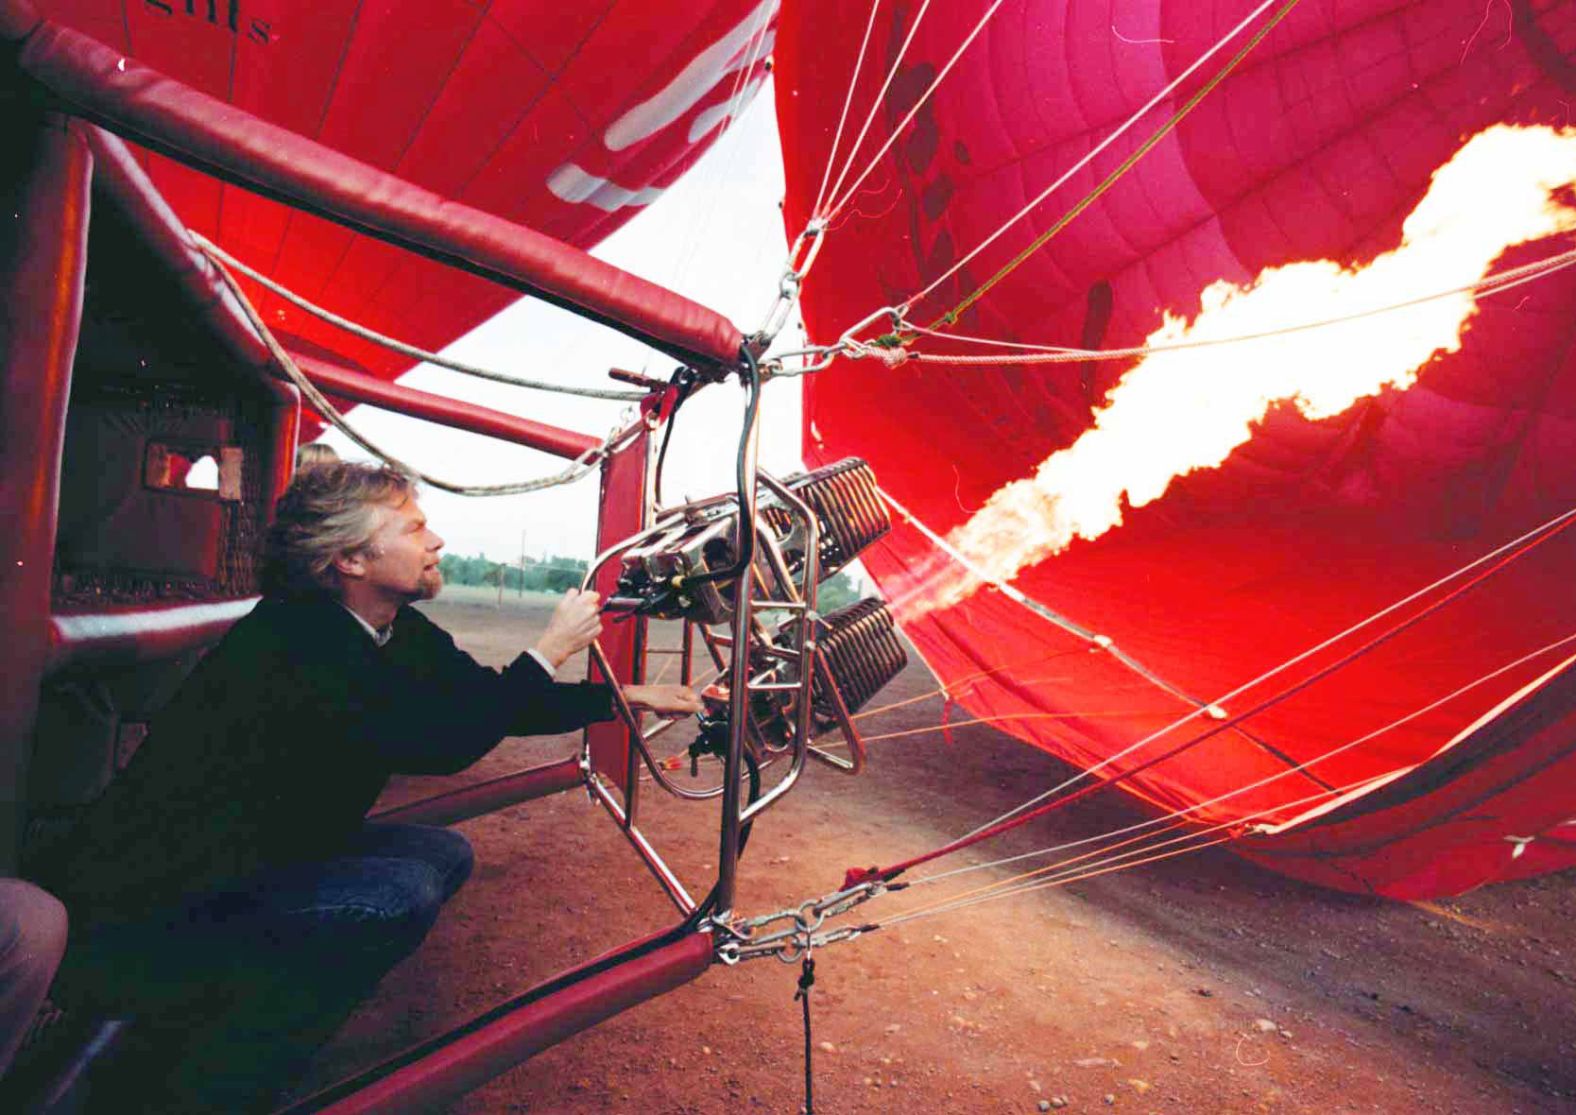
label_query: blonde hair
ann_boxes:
[293,441,340,474]
[262,461,415,596]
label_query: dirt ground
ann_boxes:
[296,588,1576,1114]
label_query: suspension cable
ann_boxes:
[877,487,1227,715]
[815,0,936,226]
[889,245,1576,364]
[766,242,1576,378]
[871,624,1574,929]
[906,631,1576,890]
[200,239,638,495]
[821,0,1007,224]
[911,496,1576,841]
[901,0,1290,317]
[664,0,780,292]
[924,0,1304,331]
[190,233,646,402]
[806,1,884,222]
[845,500,1576,885]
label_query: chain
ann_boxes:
[714,880,895,964]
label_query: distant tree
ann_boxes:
[438,552,588,593]
[816,571,863,613]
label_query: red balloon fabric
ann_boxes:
[776,1,1576,897]
[36,0,777,423]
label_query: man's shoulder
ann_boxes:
[390,603,458,649]
[395,602,450,632]
[219,593,365,656]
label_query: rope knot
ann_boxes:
[795,955,816,999]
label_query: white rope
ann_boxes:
[198,239,638,496]
[876,784,1329,928]
[909,630,1576,888]
[768,241,1576,378]
[823,0,1005,224]
[189,233,647,402]
[816,0,935,222]
[883,640,1576,924]
[930,498,1576,842]
[902,0,1284,315]
[876,487,1212,719]
[890,245,1576,365]
[807,0,885,222]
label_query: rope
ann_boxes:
[766,243,1576,378]
[907,497,1576,846]
[664,0,779,292]
[795,956,817,1115]
[923,0,1304,332]
[878,487,1222,713]
[851,648,1088,721]
[877,815,1258,928]
[198,239,636,496]
[908,630,1576,890]
[877,619,1573,928]
[821,0,1007,223]
[847,500,1576,885]
[851,710,1157,744]
[884,736,1448,924]
[885,245,1576,364]
[901,0,1289,316]
[816,0,936,226]
[189,233,647,402]
[807,0,884,222]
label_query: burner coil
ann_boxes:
[813,596,907,726]
[764,457,891,583]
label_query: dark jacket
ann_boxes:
[34,593,613,923]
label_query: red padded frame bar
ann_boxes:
[46,599,260,674]
[301,929,713,1114]
[2,3,744,371]
[0,112,92,870]
[368,758,585,828]
[295,354,601,461]
[86,126,599,463]
[85,127,305,497]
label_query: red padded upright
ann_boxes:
[0,111,92,870]
[585,428,651,800]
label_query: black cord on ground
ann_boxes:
[796,956,816,1114]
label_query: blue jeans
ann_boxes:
[69,823,473,1112]
[176,822,475,962]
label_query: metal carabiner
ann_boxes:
[794,898,827,934]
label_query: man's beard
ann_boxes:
[418,568,443,600]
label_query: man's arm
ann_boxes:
[367,592,697,774]
[523,591,702,718]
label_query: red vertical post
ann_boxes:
[584,427,650,808]
[0,111,93,871]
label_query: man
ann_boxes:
[35,461,698,1110]
[0,880,67,1075]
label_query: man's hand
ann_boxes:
[622,684,704,719]
[534,589,603,669]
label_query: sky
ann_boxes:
[317,84,804,565]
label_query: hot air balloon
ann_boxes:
[0,1,782,1107]
[16,0,776,432]
[774,0,1576,899]
[5,0,1576,1108]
